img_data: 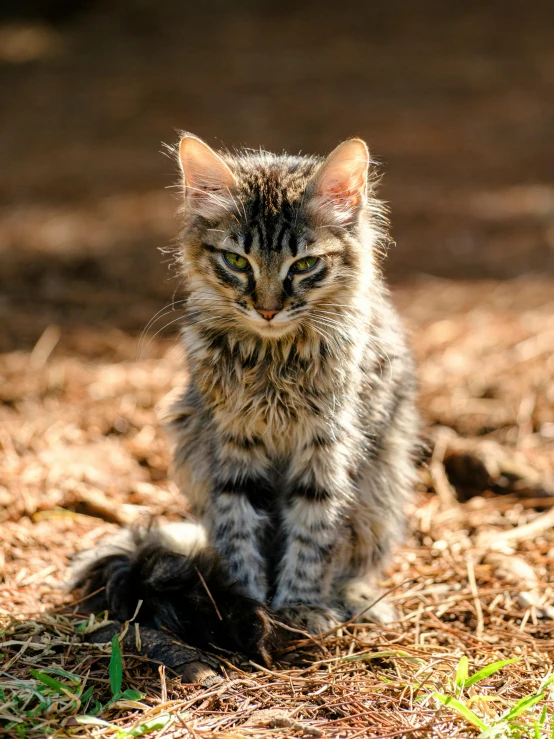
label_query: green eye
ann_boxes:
[290,256,319,273]
[224,252,250,271]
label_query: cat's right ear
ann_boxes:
[307,138,370,226]
[179,134,237,217]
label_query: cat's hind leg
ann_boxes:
[332,405,418,625]
[330,495,404,625]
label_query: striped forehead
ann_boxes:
[231,155,319,259]
[238,185,301,257]
[239,209,299,258]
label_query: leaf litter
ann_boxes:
[1,276,554,737]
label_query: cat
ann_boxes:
[71,133,418,661]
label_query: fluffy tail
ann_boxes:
[70,524,275,664]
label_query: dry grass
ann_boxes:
[1,276,554,738]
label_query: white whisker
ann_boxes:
[138,313,189,360]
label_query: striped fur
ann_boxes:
[71,135,418,642]
[165,135,419,630]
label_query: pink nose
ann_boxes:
[257,309,279,321]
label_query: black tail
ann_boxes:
[71,530,275,664]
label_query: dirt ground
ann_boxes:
[1,1,554,737]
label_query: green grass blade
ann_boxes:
[41,667,82,685]
[465,658,520,687]
[432,692,488,731]
[455,656,469,690]
[26,701,50,717]
[29,669,77,697]
[122,713,172,737]
[81,686,94,705]
[109,634,123,697]
[502,692,545,722]
[103,688,145,710]
[120,689,145,701]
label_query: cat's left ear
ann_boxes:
[179,134,237,217]
[308,138,370,225]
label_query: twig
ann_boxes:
[430,428,459,509]
[466,555,484,637]
[270,618,328,654]
[317,579,415,639]
[194,567,223,621]
[30,324,61,368]
[64,485,147,526]
[483,506,554,548]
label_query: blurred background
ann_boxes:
[1,0,554,353]
[1,1,554,662]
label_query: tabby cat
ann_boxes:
[72,134,418,660]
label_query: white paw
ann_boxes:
[275,604,341,634]
[334,579,397,624]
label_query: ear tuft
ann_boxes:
[308,138,370,225]
[179,134,237,217]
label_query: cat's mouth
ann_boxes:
[244,311,298,339]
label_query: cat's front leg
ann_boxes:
[169,395,272,604]
[272,441,351,632]
[208,471,273,604]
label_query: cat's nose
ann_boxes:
[256,308,280,321]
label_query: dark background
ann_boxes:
[1,0,554,351]
[3,6,554,729]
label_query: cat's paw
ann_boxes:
[275,604,341,635]
[227,601,276,666]
[334,579,397,624]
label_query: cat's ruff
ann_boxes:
[70,134,419,660]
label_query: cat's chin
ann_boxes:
[248,320,297,340]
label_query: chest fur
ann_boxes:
[188,330,354,450]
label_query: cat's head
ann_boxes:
[176,134,384,340]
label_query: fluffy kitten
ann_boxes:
[72,134,418,655]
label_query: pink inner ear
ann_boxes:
[179,136,238,216]
[320,172,365,213]
[315,147,368,218]
[180,136,236,196]
[325,180,362,207]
